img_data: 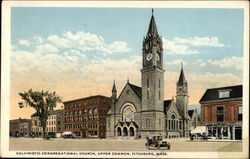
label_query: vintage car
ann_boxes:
[145,136,171,150]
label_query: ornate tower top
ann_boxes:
[177,63,187,85]
[147,9,159,37]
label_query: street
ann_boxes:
[9,138,242,152]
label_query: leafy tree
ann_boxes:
[18,89,62,139]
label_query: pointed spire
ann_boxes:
[127,77,130,83]
[177,62,186,85]
[147,9,159,37]
[112,80,116,92]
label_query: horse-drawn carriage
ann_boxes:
[145,136,171,150]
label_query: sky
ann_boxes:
[10,7,244,119]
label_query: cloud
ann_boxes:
[47,31,131,54]
[193,59,206,67]
[174,37,224,47]
[163,38,198,55]
[162,36,224,55]
[166,58,187,65]
[18,39,30,47]
[208,56,242,70]
[36,43,59,53]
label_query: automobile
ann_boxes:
[145,135,171,150]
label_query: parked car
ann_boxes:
[145,135,171,150]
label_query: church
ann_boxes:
[106,11,194,139]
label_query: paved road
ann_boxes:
[9,137,242,152]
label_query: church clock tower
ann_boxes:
[141,10,165,137]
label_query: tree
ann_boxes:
[18,89,62,139]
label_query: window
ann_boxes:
[238,106,242,121]
[93,108,98,114]
[79,110,82,115]
[89,109,93,114]
[147,79,149,99]
[146,119,151,127]
[219,90,230,98]
[217,107,224,122]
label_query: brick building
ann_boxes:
[31,109,64,137]
[9,118,31,137]
[199,85,242,140]
[63,95,111,138]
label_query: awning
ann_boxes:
[190,126,206,134]
[62,131,73,135]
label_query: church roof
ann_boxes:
[199,85,242,104]
[147,11,159,37]
[177,64,187,85]
[164,99,173,112]
[128,83,142,99]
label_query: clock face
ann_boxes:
[146,53,153,61]
[156,53,160,61]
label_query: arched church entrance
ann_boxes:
[117,127,121,136]
[123,127,128,136]
[129,127,135,136]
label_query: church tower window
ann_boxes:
[147,79,149,99]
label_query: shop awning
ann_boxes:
[190,126,206,134]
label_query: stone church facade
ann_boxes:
[106,11,191,139]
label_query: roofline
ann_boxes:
[63,95,111,104]
[205,84,242,91]
[200,97,242,104]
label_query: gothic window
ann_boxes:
[146,119,151,127]
[122,105,135,122]
[147,79,149,99]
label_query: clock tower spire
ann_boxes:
[141,10,165,137]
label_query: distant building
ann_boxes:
[63,95,111,138]
[199,85,242,140]
[9,118,31,137]
[31,109,64,137]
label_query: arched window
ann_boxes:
[171,114,176,119]
[122,105,135,122]
[74,111,78,116]
[129,127,134,136]
[89,109,93,114]
[78,110,82,115]
[84,109,87,114]
[123,127,128,136]
[93,108,98,114]
[117,127,121,136]
[69,111,73,116]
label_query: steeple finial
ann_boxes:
[147,9,159,36]
[127,77,129,83]
[177,63,187,85]
[112,80,116,92]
